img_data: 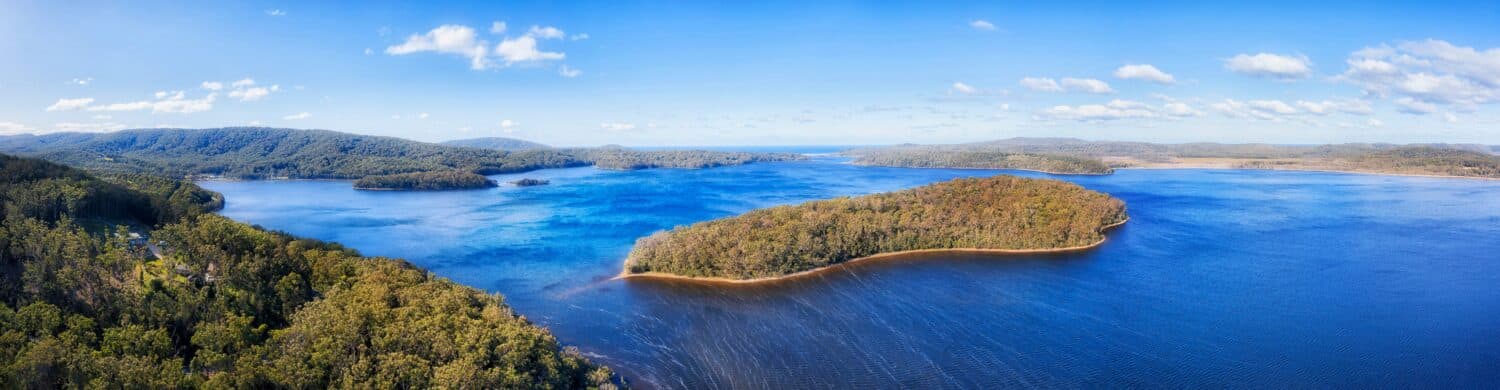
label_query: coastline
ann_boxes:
[844,161,1114,176]
[1114,166,1500,181]
[616,216,1129,285]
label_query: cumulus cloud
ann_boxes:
[527,26,565,40]
[201,81,223,91]
[1037,99,1157,121]
[70,77,93,86]
[1113,64,1175,84]
[232,78,256,88]
[283,112,311,120]
[496,35,565,64]
[1225,53,1312,79]
[1020,77,1112,93]
[387,23,575,70]
[559,65,582,78]
[265,9,285,16]
[386,24,492,70]
[1019,77,1063,92]
[46,98,95,111]
[600,122,636,131]
[1393,97,1439,115]
[970,20,996,31]
[229,84,279,102]
[1294,99,1373,115]
[1060,78,1114,94]
[570,33,589,41]
[1340,39,1500,110]
[499,119,518,133]
[949,82,978,95]
[1211,99,1310,120]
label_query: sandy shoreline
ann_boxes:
[1113,166,1500,181]
[616,217,1129,285]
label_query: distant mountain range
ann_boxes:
[442,136,551,151]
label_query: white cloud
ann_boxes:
[600,122,636,131]
[970,20,996,31]
[570,33,589,41]
[419,112,429,119]
[54,122,128,132]
[1020,77,1113,93]
[1060,78,1114,94]
[1443,112,1459,123]
[0,122,34,134]
[69,77,93,86]
[527,26,565,40]
[232,78,256,88]
[1367,118,1385,127]
[229,85,279,102]
[950,82,978,95]
[1225,53,1312,79]
[1340,40,1500,109]
[265,9,285,16]
[1394,97,1439,115]
[283,112,311,120]
[1113,64,1175,84]
[559,65,582,78]
[496,35,565,64]
[364,48,374,55]
[1211,99,1309,120]
[201,81,223,91]
[1161,102,1201,117]
[1037,99,1157,121]
[388,23,573,70]
[92,115,111,120]
[1019,77,1062,92]
[46,98,95,111]
[499,119,518,133]
[386,24,491,70]
[1294,99,1372,115]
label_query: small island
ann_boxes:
[353,170,498,190]
[622,175,1128,282]
[511,178,550,186]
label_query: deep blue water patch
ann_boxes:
[204,160,1500,388]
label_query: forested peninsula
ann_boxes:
[0,127,804,191]
[0,154,618,388]
[623,176,1127,282]
[843,138,1500,179]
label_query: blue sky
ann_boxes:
[2,1,1498,146]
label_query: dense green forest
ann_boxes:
[0,127,803,190]
[353,170,498,191]
[441,137,551,151]
[626,176,1127,280]
[0,154,617,388]
[849,149,1113,174]
[843,138,1500,178]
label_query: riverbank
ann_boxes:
[617,216,1128,285]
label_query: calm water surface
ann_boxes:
[202,157,1500,388]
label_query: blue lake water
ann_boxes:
[202,157,1500,388]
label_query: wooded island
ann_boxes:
[623,175,1127,281]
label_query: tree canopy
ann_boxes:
[626,175,1127,280]
[0,154,618,388]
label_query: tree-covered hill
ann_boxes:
[625,175,1127,280]
[441,137,551,151]
[0,154,618,388]
[0,127,804,189]
[843,138,1500,179]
